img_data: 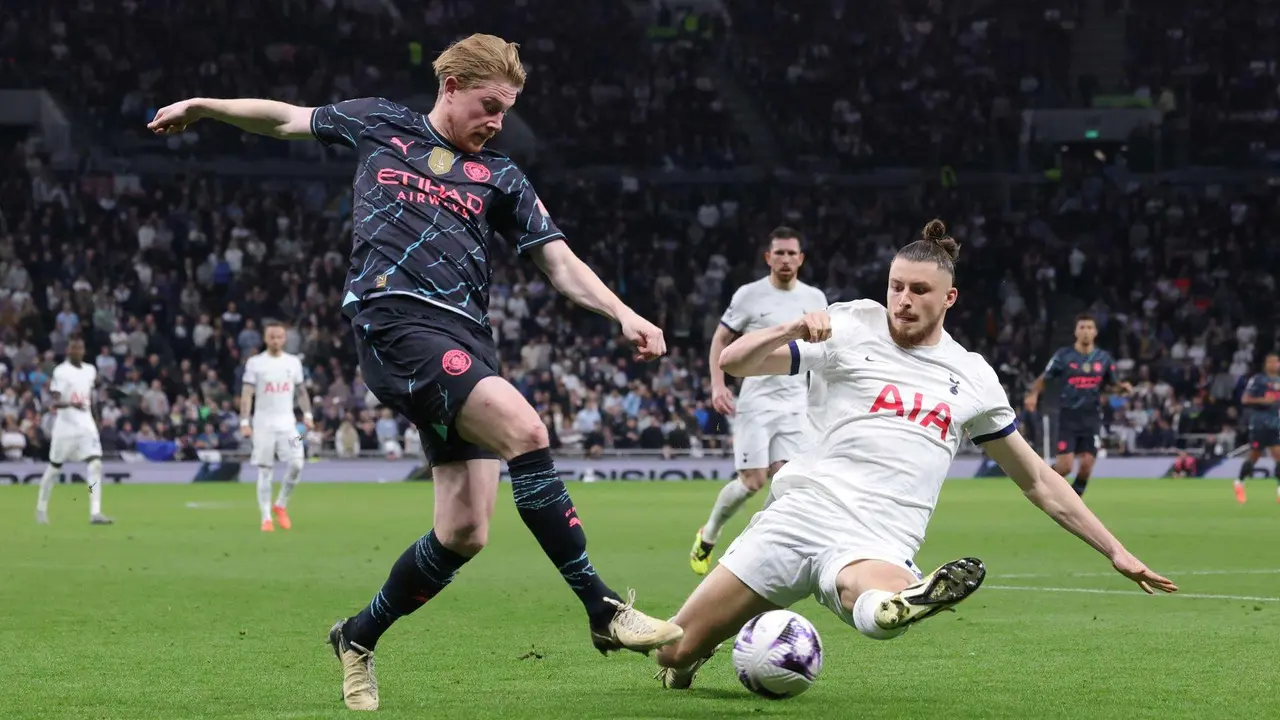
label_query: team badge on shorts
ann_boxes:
[442,349,472,376]
[463,161,491,183]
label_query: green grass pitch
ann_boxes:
[3,478,1279,719]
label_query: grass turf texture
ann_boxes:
[3,478,1278,720]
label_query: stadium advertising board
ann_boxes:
[0,456,1218,484]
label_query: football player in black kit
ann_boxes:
[1234,353,1280,504]
[149,34,681,711]
[1024,315,1132,498]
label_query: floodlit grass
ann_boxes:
[3,478,1278,719]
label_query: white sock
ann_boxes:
[36,464,58,514]
[257,466,274,522]
[852,589,908,640]
[702,477,754,545]
[275,460,303,508]
[87,459,103,516]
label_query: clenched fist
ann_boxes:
[789,311,832,343]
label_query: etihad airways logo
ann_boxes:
[377,168,484,218]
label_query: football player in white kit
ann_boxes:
[690,227,827,575]
[240,322,313,532]
[36,337,112,525]
[655,220,1178,688]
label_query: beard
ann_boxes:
[885,309,942,348]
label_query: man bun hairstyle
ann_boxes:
[895,219,961,276]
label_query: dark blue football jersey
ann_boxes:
[1243,373,1280,429]
[312,97,565,327]
[1042,346,1117,411]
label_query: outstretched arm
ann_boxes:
[148,98,315,140]
[530,240,666,361]
[981,430,1177,594]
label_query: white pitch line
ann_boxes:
[987,585,1280,603]
[1000,568,1280,579]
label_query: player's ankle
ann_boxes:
[851,589,904,640]
[588,590,624,628]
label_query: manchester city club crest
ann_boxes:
[428,146,455,175]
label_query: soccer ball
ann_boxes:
[732,610,823,699]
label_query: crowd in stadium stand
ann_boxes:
[2,0,741,168]
[727,1,1076,170]
[4,128,1276,462]
[1125,0,1280,166]
[1,1,1276,464]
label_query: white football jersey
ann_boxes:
[774,299,1017,556]
[243,351,305,430]
[49,361,98,435]
[720,277,827,415]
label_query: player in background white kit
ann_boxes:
[240,322,313,532]
[655,220,1178,688]
[690,227,827,575]
[36,337,112,525]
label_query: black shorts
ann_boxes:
[351,296,500,466]
[1249,425,1280,449]
[1056,407,1100,456]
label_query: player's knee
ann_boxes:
[765,461,787,479]
[287,458,304,475]
[739,470,767,492]
[503,416,550,457]
[437,521,488,557]
[87,458,102,473]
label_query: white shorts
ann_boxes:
[250,428,303,466]
[49,431,103,465]
[731,410,806,471]
[718,486,924,628]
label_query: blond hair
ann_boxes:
[433,34,526,92]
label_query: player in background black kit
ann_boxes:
[148,34,682,711]
[1234,353,1280,504]
[1023,315,1132,498]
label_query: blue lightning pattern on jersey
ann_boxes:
[312,97,566,327]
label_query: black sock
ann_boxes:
[1240,461,1255,481]
[1072,476,1089,495]
[344,530,471,650]
[509,448,620,627]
